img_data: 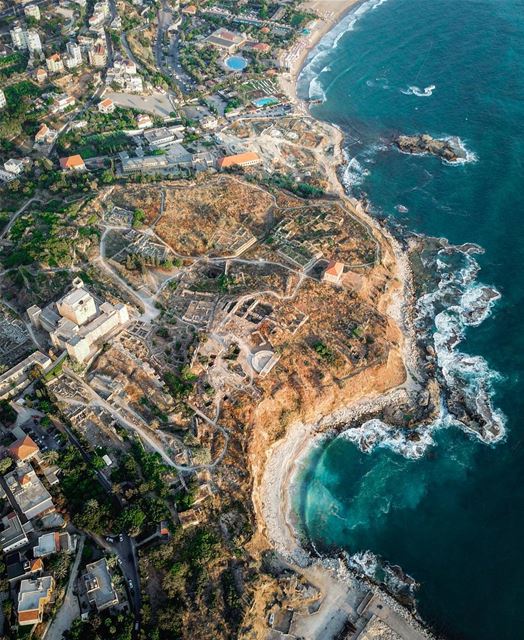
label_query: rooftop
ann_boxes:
[5,464,54,520]
[59,155,85,170]
[9,435,39,462]
[84,558,118,611]
[217,151,261,168]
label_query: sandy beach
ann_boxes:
[279,0,362,103]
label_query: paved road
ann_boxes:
[0,197,39,241]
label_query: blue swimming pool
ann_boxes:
[225,56,248,71]
[252,96,279,108]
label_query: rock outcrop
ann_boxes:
[394,134,467,163]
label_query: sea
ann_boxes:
[294,0,524,638]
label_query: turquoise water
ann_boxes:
[225,55,248,71]
[296,0,524,638]
[253,96,279,107]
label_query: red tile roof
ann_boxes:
[59,154,85,170]
[8,435,39,461]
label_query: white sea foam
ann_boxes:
[416,248,506,445]
[341,154,371,189]
[300,0,390,98]
[401,84,436,97]
[339,418,439,459]
[347,550,419,599]
[308,76,327,102]
[442,136,478,165]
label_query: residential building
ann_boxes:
[4,158,24,175]
[0,89,6,109]
[181,4,196,15]
[205,28,247,53]
[0,352,52,400]
[59,154,86,172]
[200,115,218,130]
[217,151,261,170]
[5,464,55,520]
[10,26,26,50]
[136,113,153,129]
[27,278,130,363]
[97,97,114,114]
[65,41,82,68]
[34,68,47,84]
[88,42,107,67]
[33,531,74,558]
[0,169,16,183]
[322,260,344,285]
[46,54,64,74]
[52,94,76,112]
[83,559,118,611]
[18,576,54,626]
[8,435,39,463]
[26,30,42,54]
[6,553,43,585]
[123,73,143,92]
[24,4,41,20]
[34,123,55,144]
[0,513,30,553]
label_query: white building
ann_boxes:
[5,464,55,521]
[136,113,153,129]
[52,94,76,112]
[26,29,42,54]
[0,352,52,400]
[65,41,82,68]
[4,159,24,175]
[46,54,64,74]
[10,26,27,50]
[27,278,130,363]
[0,89,6,109]
[24,4,41,20]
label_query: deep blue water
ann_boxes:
[295,1,524,638]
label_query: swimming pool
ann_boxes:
[252,96,279,108]
[225,56,248,71]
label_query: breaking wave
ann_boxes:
[401,84,436,97]
[341,154,371,189]
[339,418,439,459]
[442,136,478,164]
[299,0,390,100]
[308,76,326,102]
[346,550,419,601]
[416,247,506,444]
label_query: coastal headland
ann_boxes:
[245,4,445,639]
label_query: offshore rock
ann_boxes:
[395,134,467,163]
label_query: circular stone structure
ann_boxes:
[250,349,274,374]
[225,55,248,71]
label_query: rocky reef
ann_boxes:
[394,134,467,163]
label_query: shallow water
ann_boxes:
[295,0,524,637]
